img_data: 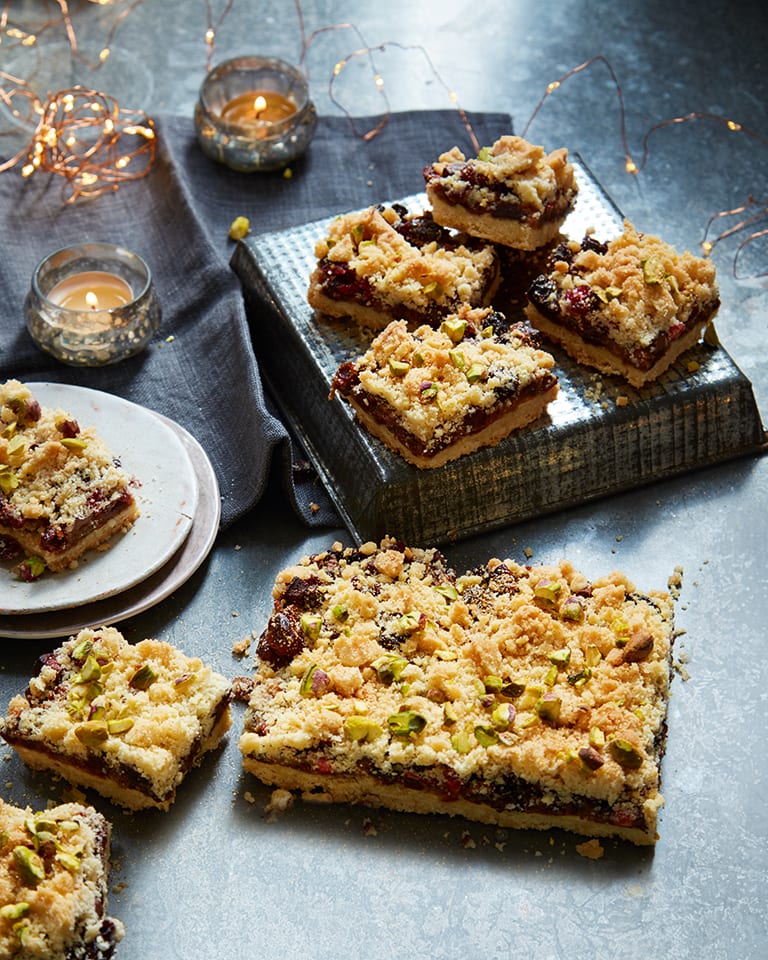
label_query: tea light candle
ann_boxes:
[220,91,297,127]
[25,243,161,366]
[47,271,134,311]
[195,56,317,172]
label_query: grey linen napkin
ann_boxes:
[0,109,511,529]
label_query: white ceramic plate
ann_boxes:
[0,384,198,615]
[0,410,220,640]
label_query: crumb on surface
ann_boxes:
[265,788,295,820]
[232,634,252,658]
[575,838,605,859]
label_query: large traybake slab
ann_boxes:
[232,159,766,546]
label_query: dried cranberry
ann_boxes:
[0,534,21,561]
[580,235,608,255]
[563,284,599,318]
[281,574,325,609]
[40,524,67,552]
[57,418,80,438]
[257,608,305,663]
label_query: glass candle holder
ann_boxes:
[25,243,161,367]
[194,56,317,173]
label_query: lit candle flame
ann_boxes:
[253,95,267,116]
[85,291,99,310]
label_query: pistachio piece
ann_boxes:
[60,437,88,452]
[419,381,438,401]
[609,738,644,768]
[75,720,109,747]
[299,664,330,698]
[13,846,45,886]
[71,638,94,662]
[544,664,558,687]
[535,693,561,724]
[299,612,323,641]
[76,655,102,683]
[589,726,606,748]
[559,596,584,621]
[55,851,82,873]
[518,683,544,711]
[440,316,467,343]
[534,579,561,604]
[17,556,45,581]
[578,745,605,771]
[396,611,422,634]
[0,903,29,920]
[483,675,503,694]
[228,215,250,240]
[0,467,20,495]
[387,710,426,738]
[491,702,515,729]
[451,730,472,753]
[435,583,459,602]
[500,680,526,700]
[107,717,135,735]
[448,349,465,370]
[547,648,571,667]
[443,702,459,725]
[344,716,382,742]
[474,725,499,747]
[388,358,410,377]
[585,645,602,668]
[465,362,486,383]
[371,654,408,684]
[477,145,494,161]
[331,603,348,621]
[567,668,592,687]
[641,255,667,284]
[129,664,158,690]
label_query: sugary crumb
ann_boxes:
[524,546,533,558]
[232,634,252,658]
[265,788,294,820]
[362,818,378,837]
[667,566,684,600]
[575,838,605,859]
[461,831,476,849]
[310,502,320,514]
[616,395,629,407]
[243,791,256,804]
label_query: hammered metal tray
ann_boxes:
[232,159,766,545]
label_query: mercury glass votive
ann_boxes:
[194,56,317,172]
[25,243,161,366]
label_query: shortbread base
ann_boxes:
[427,187,568,251]
[347,383,559,468]
[524,303,714,388]
[242,757,660,846]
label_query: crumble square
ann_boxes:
[1,627,233,812]
[330,305,558,468]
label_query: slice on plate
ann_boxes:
[307,203,500,330]
[0,797,124,959]
[0,627,233,811]
[330,305,558,468]
[423,135,578,250]
[240,538,675,845]
[0,379,139,580]
[524,222,720,387]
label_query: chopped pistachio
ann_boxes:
[13,846,45,886]
[518,684,544,711]
[474,725,499,747]
[129,664,158,690]
[567,667,592,687]
[465,362,486,383]
[477,146,494,161]
[107,717,135,735]
[500,680,526,700]
[75,720,109,747]
[60,437,88,452]
[589,726,606,748]
[344,716,382,742]
[448,349,465,370]
[609,738,644,769]
[227,215,250,240]
[76,655,102,683]
[372,654,408,684]
[299,664,330,698]
[331,603,348,621]
[18,556,46,580]
[388,358,410,377]
[0,903,29,920]
[396,611,421,634]
[71,638,94,662]
[547,648,571,667]
[443,702,459,725]
[559,596,584,621]
[534,579,561,603]
[585,645,602,668]
[0,467,20,495]
[451,730,473,753]
[387,710,426,738]
[55,851,82,873]
[300,612,323,641]
[483,675,503,694]
[435,583,459,602]
[440,316,467,343]
[491,702,515,729]
[544,664,558,687]
[536,693,561,724]
[641,255,667,284]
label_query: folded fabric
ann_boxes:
[0,109,511,528]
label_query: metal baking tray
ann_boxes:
[231,160,766,546]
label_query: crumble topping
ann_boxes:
[531,222,719,351]
[311,205,499,313]
[0,798,124,959]
[242,539,673,814]
[331,306,557,447]
[425,135,578,215]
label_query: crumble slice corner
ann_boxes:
[0,796,124,959]
[424,135,578,250]
[0,626,233,812]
